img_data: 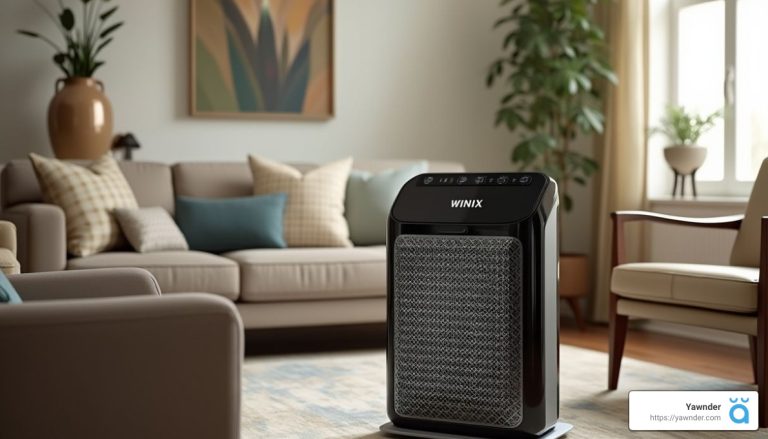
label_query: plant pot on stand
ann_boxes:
[48,77,113,159]
[559,253,590,331]
[663,145,708,197]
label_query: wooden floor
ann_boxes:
[246,318,755,384]
[560,318,754,383]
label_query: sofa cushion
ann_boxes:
[170,160,465,200]
[114,207,189,253]
[346,162,427,246]
[1,159,174,212]
[248,156,353,247]
[175,195,287,252]
[224,246,385,302]
[611,262,758,313]
[29,154,138,257]
[68,251,239,300]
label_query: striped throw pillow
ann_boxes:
[29,153,138,257]
[248,155,353,247]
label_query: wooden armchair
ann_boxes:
[609,161,768,427]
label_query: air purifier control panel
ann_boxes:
[391,172,556,225]
[419,173,534,186]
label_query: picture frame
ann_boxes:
[189,0,334,120]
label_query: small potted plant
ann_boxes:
[653,105,721,196]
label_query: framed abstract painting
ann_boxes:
[190,0,334,119]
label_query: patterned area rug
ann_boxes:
[242,345,764,438]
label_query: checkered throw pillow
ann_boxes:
[248,155,353,247]
[29,153,138,257]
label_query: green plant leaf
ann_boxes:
[99,21,123,39]
[53,52,67,65]
[100,6,118,21]
[581,107,604,133]
[488,0,613,211]
[88,61,105,76]
[17,30,40,38]
[59,8,75,31]
[94,37,113,55]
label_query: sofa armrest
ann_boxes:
[0,293,242,439]
[8,268,162,301]
[1,203,66,272]
[0,220,17,256]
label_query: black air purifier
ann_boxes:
[381,173,570,439]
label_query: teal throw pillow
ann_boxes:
[345,161,428,245]
[0,271,22,304]
[175,194,287,253]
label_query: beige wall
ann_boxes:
[0,0,594,253]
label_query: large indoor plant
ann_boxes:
[653,104,720,196]
[486,0,616,329]
[19,0,123,159]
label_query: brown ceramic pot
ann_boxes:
[48,77,113,159]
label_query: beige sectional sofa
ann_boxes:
[0,159,463,329]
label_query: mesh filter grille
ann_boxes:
[393,235,523,428]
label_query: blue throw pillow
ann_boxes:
[0,271,22,304]
[175,194,287,253]
[345,162,428,245]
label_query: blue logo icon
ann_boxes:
[729,397,750,424]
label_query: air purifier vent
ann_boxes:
[393,234,523,428]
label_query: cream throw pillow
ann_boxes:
[248,155,353,247]
[29,153,138,257]
[114,207,189,253]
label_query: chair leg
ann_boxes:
[749,335,758,384]
[671,172,679,196]
[608,293,628,390]
[567,297,587,332]
[759,329,767,427]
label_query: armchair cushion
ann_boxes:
[612,262,758,313]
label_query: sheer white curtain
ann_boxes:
[591,0,649,322]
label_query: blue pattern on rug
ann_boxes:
[242,346,765,438]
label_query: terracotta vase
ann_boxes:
[48,77,113,159]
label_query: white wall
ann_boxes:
[0,0,594,253]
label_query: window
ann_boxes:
[672,0,768,195]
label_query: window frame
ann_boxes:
[669,0,753,196]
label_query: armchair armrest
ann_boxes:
[611,210,744,267]
[9,268,161,301]
[0,293,242,439]
[1,203,66,272]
